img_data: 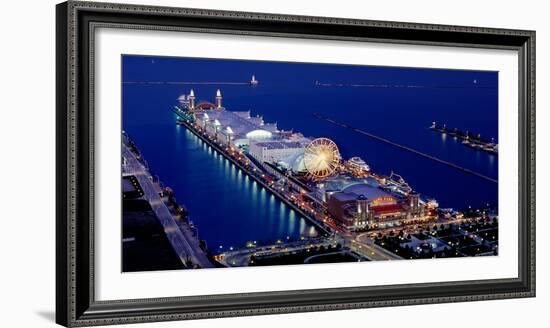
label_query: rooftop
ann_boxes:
[253,141,304,149]
[195,109,278,137]
[331,191,363,203]
[342,183,392,201]
[321,175,381,192]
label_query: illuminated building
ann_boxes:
[326,183,407,231]
[249,140,306,164]
[356,194,369,221]
[188,89,196,110]
[345,156,370,177]
[191,91,278,148]
[215,89,223,109]
[407,193,422,217]
[177,94,188,107]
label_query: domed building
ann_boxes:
[320,176,411,231]
[192,90,279,149]
[277,152,307,173]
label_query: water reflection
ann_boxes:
[174,128,319,247]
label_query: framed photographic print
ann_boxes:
[56,1,536,326]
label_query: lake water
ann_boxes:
[122,55,498,248]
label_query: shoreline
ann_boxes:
[122,134,215,269]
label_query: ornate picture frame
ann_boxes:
[56,1,535,326]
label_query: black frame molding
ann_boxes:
[56,1,536,326]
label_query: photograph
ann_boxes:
[49,1,537,326]
[121,55,499,272]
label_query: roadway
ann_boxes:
[304,250,363,264]
[218,238,339,267]
[351,233,404,261]
[123,144,214,269]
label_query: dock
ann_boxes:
[429,122,498,155]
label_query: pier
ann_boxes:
[172,106,408,263]
[313,113,498,184]
[173,108,333,236]
[429,122,498,155]
[166,89,497,264]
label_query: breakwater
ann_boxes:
[314,113,498,184]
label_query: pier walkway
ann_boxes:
[123,144,214,269]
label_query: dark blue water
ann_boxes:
[122,55,498,248]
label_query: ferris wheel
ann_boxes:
[303,137,341,180]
